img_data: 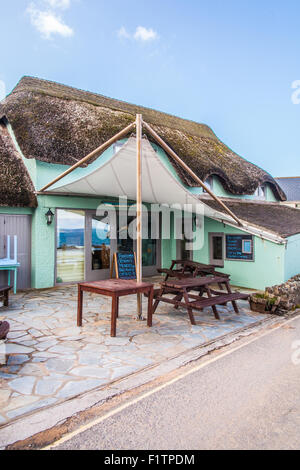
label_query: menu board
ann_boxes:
[226,235,254,261]
[116,252,137,279]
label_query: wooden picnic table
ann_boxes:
[77,279,154,337]
[157,259,230,283]
[152,276,249,324]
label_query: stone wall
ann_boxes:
[265,274,300,312]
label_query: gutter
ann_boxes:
[214,216,286,245]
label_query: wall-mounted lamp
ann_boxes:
[45,209,54,225]
[193,215,201,231]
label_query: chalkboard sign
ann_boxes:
[226,235,254,261]
[113,252,137,279]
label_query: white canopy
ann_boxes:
[48,136,235,223]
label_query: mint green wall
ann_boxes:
[193,217,285,290]
[284,233,300,280]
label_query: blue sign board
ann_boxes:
[226,235,254,261]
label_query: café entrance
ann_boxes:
[55,207,160,285]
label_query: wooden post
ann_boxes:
[136,114,143,320]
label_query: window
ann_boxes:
[204,176,213,192]
[91,215,110,271]
[209,233,224,267]
[242,239,252,254]
[254,185,265,199]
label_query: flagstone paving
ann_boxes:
[0,282,265,425]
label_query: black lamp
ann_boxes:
[45,209,54,225]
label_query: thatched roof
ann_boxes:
[202,196,300,238]
[0,76,286,204]
[0,118,37,207]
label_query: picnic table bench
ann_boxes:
[152,276,249,324]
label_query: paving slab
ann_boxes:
[0,282,268,429]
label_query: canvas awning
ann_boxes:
[45,136,237,224]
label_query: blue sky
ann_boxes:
[1,0,300,177]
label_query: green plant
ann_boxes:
[252,293,278,311]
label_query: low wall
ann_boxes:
[265,274,300,312]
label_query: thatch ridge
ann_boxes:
[0,120,37,207]
[0,76,286,201]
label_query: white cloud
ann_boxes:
[44,0,71,9]
[27,3,74,39]
[0,80,6,101]
[134,26,158,42]
[117,25,159,43]
[117,26,130,39]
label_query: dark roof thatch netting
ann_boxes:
[202,197,300,238]
[0,76,286,201]
[0,121,37,207]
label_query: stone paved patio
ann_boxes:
[0,280,265,425]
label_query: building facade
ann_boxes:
[1,77,300,291]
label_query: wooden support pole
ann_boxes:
[136,114,143,320]
[143,121,242,227]
[39,122,136,192]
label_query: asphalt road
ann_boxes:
[53,316,300,450]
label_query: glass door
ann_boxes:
[176,215,193,261]
[85,210,115,281]
[122,209,160,277]
[141,211,160,277]
[56,209,85,284]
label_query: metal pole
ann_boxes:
[136,114,143,319]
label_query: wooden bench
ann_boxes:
[0,286,11,307]
[153,277,250,323]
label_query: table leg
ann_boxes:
[14,268,17,295]
[8,271,11,288]
[206,286,220,320]
[173,293,183,309]
[147,287,153,327]
[182,289,196,325]
[77,285,83,327]
[152,286,164,314]
[111,294,118,337]
[225,281,239,314]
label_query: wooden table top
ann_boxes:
[163,276,228,289]
[79,279,153,293]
